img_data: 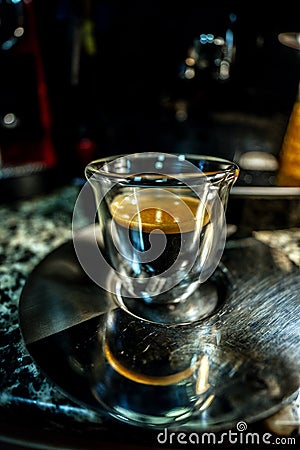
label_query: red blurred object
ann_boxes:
[76,137,97,170]
[0,0,57,198]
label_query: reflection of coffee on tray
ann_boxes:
[104,342,200,386]
[110,190,209,275]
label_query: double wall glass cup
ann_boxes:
[79,152,239,427]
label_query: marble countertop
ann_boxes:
[0,183,299,448]
[0,185,107,448]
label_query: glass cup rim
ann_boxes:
[85,152,239,184]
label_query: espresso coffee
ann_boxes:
[109,189,209,278]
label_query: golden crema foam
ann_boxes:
[110,190,209,234]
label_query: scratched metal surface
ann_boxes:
[19,231,300,432]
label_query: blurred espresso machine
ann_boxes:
[0,0,57,200]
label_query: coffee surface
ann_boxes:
[110,190,209,234]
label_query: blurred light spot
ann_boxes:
[185,57,195,66]
[184,67,195,79]
[219,60,230,80]
[190,48,198,59]
[2,113,19,128]
[226,28,233,48]
[14,27,24,38]
[239,151,279,171]
[214,37,225,46]
[198,59,209,69]
[229,13,237,23]
[200,34,207,44]
[200,33,214,44]
[278,32,300,50]
[256,34,264,48]
[2,39,16,50]
[175,109,188,122]
[175,101,188,122]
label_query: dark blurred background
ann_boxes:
[0,0,300,198]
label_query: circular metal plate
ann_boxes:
[19,229,300,432]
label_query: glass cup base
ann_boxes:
[109,263,231,325]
